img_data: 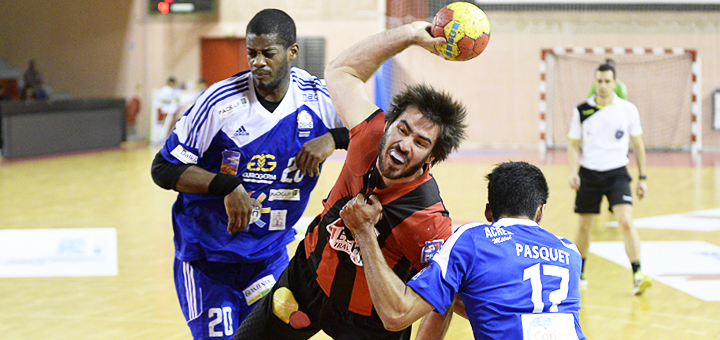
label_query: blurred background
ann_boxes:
[1,1,719,339]
[1,0,719,154]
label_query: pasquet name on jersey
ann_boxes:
[515,243,571,265]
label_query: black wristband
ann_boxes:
[329,127,350,150]
[208,173,243,196]
[638,175,647,180]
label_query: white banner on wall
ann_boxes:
[0,228,118,278]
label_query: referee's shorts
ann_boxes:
[574,166,633,214]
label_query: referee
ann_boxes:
[568,61,651,295]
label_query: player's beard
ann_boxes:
[255,55,291,92]
[377,131,429,180]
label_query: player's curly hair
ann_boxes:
[247,9,296,49]
[486,161,549,222]
[385,84,467,166]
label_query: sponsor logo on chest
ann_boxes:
[242,154,278,184]
[218,97,249,118]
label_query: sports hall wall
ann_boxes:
[1,1,719,149]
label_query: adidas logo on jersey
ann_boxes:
[234,126,249,137]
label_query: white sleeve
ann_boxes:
[172,92,223,159]
[568,107,582,140]
[628,103,643,136]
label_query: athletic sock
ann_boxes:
[631,261,641,275]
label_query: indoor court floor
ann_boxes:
[0,143,718,339]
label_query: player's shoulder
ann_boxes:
[575,97,595,112]
[449,222,488,243]
[290,67,329,93]
[200,71,251,101]
[290,66,318,82]
[189,71,252,115]
[526,222,581,254]
[455,222,488,234]
[612,95,639,112]
[432,222,496,262]
[554,235,581,255]
[385,172,446,214]
[211,70,251,89]
[610,93,630,104]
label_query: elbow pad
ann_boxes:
[151,151,191,190]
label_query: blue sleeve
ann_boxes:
[407,230,475,313]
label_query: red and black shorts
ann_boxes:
[233,243,411,340]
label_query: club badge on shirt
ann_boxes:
[297,110,313,138]
[421,240,445,263]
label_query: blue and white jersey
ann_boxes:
[408,218,587,340]
[160,67,343,263]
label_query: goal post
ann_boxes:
[539,47,701,156]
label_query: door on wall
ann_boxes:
[200,37,248,86]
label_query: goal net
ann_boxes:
[541,48,698,152]
[376,1,709,153]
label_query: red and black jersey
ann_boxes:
[302,109,452,316]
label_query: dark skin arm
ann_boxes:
[294,132,335,177]
[174,166,255,234]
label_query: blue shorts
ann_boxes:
[174,250,289,340]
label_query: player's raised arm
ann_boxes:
[324,22,445,130]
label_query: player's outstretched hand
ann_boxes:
[225,184,255,234]
[408,21,446,56]
[296,132,335,177]
[340,194,383,235]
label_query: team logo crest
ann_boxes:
[297,110,313,138]
[615,130,624,139]
[421,240,444,263]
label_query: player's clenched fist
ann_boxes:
[340,194,383,235]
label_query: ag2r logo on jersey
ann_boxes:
[243,154,278,184]
[247,154,277,172]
